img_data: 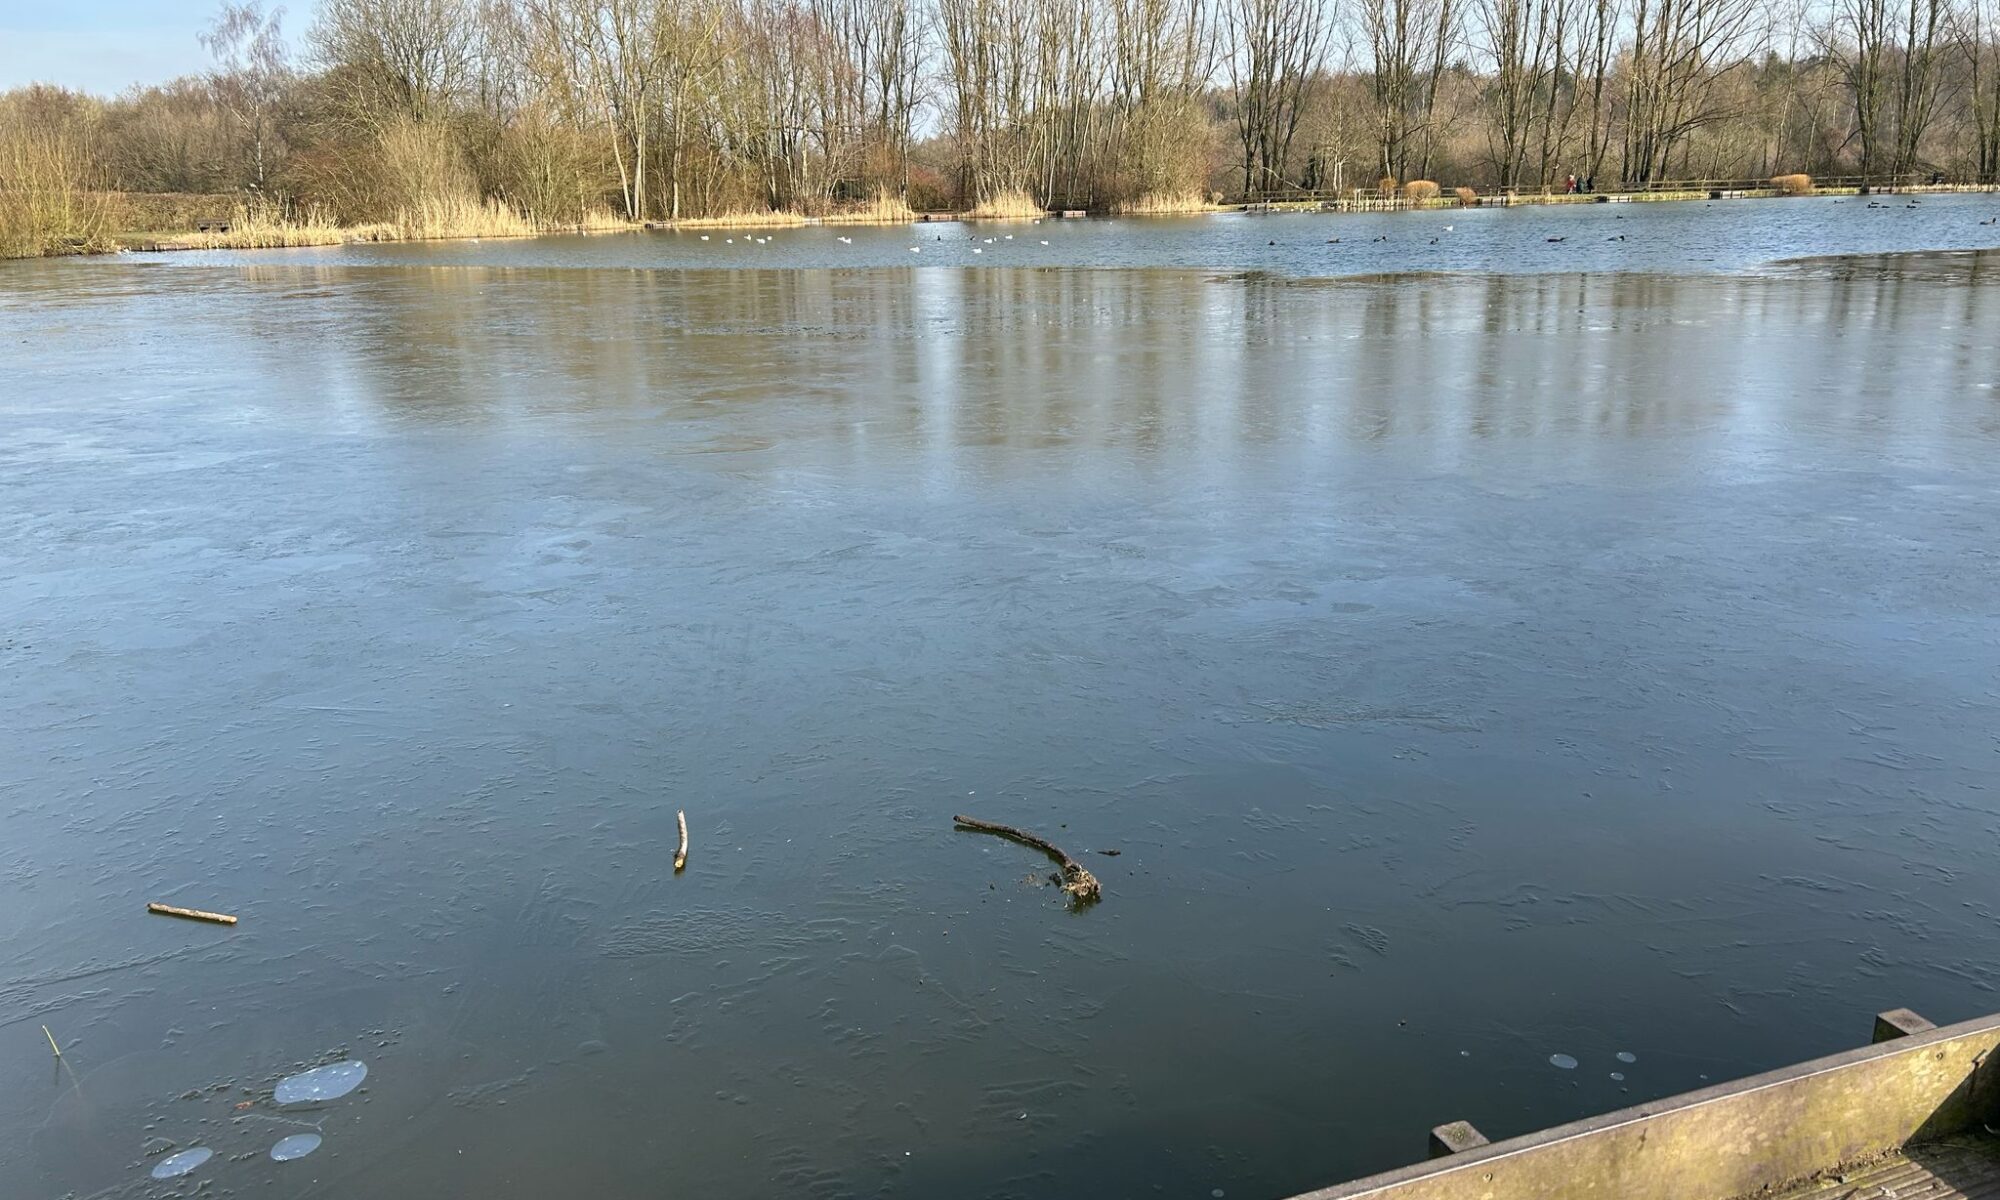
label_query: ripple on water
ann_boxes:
[1616,1051,1638,1064]
[271,1133,323,1161]
[150,1147,212,1179]
[274,1060,367,1104]
[1549,1054,1578,1070]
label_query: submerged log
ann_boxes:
[953,815,1101,905]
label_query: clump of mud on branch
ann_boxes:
[953,814,1102,906]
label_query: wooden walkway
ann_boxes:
[1775,1131,2000,1200]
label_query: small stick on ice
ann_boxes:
[42,1025,61,1058]
[147,902,237,925]
[953,814,1101,905]
[674,810,689,871]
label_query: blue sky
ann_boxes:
[0,0,304,94]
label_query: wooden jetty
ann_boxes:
[1287,1008,2000,1200]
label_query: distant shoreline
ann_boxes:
[100,183,1995,257]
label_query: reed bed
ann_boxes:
[668,209,815,228]
[1771,173,1814,195]
[167,201,345,249]
[393,193,536,240]
[1403,179,1441,200]
[966,188,1046,220]
[822,188,916,223]
[571,208,638,232]
[1111,190,1212,215]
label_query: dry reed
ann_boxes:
[393,193,535,240]
[1771,173,1814,195]
[966,188,1046,220]
[171,200,346,248]
[1454,186,1478,206]
[1112,189,1212,215]
[570,208,638,232]
[1403,179,1441,200]
[824,187,916,223]
[670,209,814,229]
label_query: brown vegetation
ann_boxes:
[1403,179,1441,200]
[1772,173,1815,195]
[1455,186,1479,205]
[1112,190,1216,214]
[0,92,111,256]
[965,189,1047,220]
[169,199,346,248]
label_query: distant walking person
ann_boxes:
[1565,174,1578,194]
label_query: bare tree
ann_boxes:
[1622,0,1761,181]
[1363,0,1461,183]
[201,1,293,187]
[1967,0,2000,179]
[1226,0,1334,192]
[1818,0,1948,174]
[311,0,483,123]
[1109,0,1218,198]
[1477,0,1563,187]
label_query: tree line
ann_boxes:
[3,0,1998,233]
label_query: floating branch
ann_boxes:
[953,814,1101,905]
[147,902,237,925]
[674,810,689,872]
[42,1025,61,1058]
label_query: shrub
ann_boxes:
[0,88,112,256]
[1403,179,1440,200]
[1771,173,1813,195]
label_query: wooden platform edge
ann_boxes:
[1286,1009,2000,1200]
